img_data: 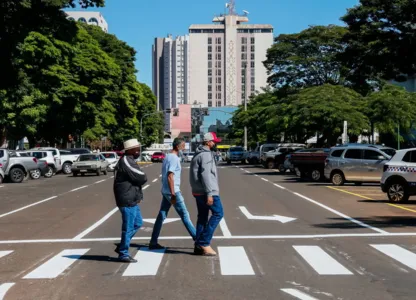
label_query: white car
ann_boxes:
[72,154,109,176]
[30,147,62,173]
[24,150,58,175]
[101,152,120,171]
[185,152,195,163]
[381,148,416,203]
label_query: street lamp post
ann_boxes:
[244,63,248,151]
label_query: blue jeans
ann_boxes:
[194,195,224,247]
[150,192,196,245]
[119,205,143,258]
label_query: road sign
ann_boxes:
[239,206,296,224]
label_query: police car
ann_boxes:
[381,148,416,203]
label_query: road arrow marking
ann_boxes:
[239,206,296,223]
[143,218,181,225]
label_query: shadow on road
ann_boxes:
[313,216,416,229]
[358,199,416,205]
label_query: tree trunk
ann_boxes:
[0,126,7,148]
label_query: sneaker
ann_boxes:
[149,243,165,250]
[194,245,217,256]
[119,256,137,263]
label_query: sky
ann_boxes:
[67,0,359,88]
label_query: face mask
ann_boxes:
[133,152,140,159]
[211,145,217,152]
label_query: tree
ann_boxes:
[366,84,416,142]
[264,25,349,93]
[341,0,416,85]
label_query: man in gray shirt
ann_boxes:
[189,132,224,256]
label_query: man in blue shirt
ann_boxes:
[149,138,196,249]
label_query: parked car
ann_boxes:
[381,148,416,203]
[324,144,396,186]
[184,152,195,163]
[247,149,260,164]
[151,152,166,163]
[226,146,248,164]
[30,147,62,173]
[2,150,38,183]
[59,150,82,174]
[291,148,330,181]
[262,146,305,170]
[259,143,305,167]
[65,148,91,155]
[72,154,109,176]
[0,167,4,184]
[30,160,53,180]
[24,150,59,175]
[101,152,120,171]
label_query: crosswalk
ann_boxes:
[1,243,416,281]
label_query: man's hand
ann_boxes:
[207,196,214,206]
[170,194,177,205]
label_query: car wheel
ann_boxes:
[73,172,78,177]
[311,169,322,182]
[278,164,286,173]
[387,181,409,203]
[103,169,108,176]
[9,168,24,183]
[266,160,274,169]
[96,168,101,176]
[331,171,345,186]
[227,160,231,165]
[44,167,53,178]
[295,168,301,177]
[62,162,72,174]
[30,169,41,180]
[0,175,3,184]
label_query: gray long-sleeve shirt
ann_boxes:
[189,145,219,196]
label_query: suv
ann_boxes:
[324,144,396,186]
[24,150,58,174]
[262,147,304,170]
[226,146,247,164]
[381,148,416,203]
[30,147,62,173]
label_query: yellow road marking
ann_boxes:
[326,186,374,200]
[388,204,416,213]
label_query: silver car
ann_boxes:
[324,144,396,186]
[72,154,109,176]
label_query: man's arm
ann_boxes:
[199,153,215,206]
[123,156,147,186]
[167,172,176,204]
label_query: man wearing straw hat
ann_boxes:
[113,138,147,263]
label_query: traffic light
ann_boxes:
[173,108,179,116]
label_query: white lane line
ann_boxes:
[218,246,255,275]
[294,246,353,275]
[94,179,106,184]
[261,178,269,182]
[219,218,232,237]
[371,244,416,271]
[281,288,320,300]
[245,170,251,173]
[123,247,165,276]
[70,185,88,192]
[143,184,150,190]
[0,196,57,219]
[292,192,387,234]
[152,178,158,183]
[0,186,3,188]
[0,251,13,259]
[73,207,119,240]
[159,175,162,178]
[254,174,259,177]
[274,183,286,190]
[111,176,114,178]
[23,249,90,279]
[0,283,15,300]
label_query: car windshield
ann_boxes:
[78,154,98,161]
[381,148,396,157]
[230,147,244,152]
[60,150,72,155]
[154,152,163,156]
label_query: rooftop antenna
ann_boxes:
[226,0,236,15]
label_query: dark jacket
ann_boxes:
[189,145,219,196]
[113,155,147,207]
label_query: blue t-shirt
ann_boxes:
[161,153,181,194]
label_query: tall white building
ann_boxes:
[188,1,273,107]
[152,35,189,132]
[65,11,109,33]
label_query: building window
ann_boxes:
[242,76,246,84]
[208,54,212,60]
[216,69,222,76]
[217,101,222,107]
[216,77,221,84]
[251,53,255,60]
[242,92,246,99]
[217,93,222,100]
[216,37,222,44]
[250,61,255,68]
[208,46,212,53]
[241,53,247,60]
[208,77,212,84]
[208,101,212,107]
[241,37,247,44]
[251,37,255,44]
[208,93,212,100]
[208,69,212,76]
[216,53,222,60]
[251,45,255,52]
[217,85,222,92]
[208,61,212,68]
[251,68,255,75]
[251,85,255,92]
[78,17,87,23]
[208,37,212,44]
[208,85,212,92]
[251,77,255,84]
[217,45,222,52]
[241,45,247,52]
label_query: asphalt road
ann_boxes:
[1,163,416,300]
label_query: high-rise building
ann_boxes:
[152,35,189,132]
[65,11,108,33]
[188,1,273,107]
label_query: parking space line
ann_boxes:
[0,196,57,219]
[70,185,87,192]
[0,283,15,300]
[152,178,158,183]
[326,186,373,200]
[94,179,106,184]
[388,204,416,213]
[281,288,319,300]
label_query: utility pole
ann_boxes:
[244,62,248,151]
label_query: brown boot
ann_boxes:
[194,245,217,256]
